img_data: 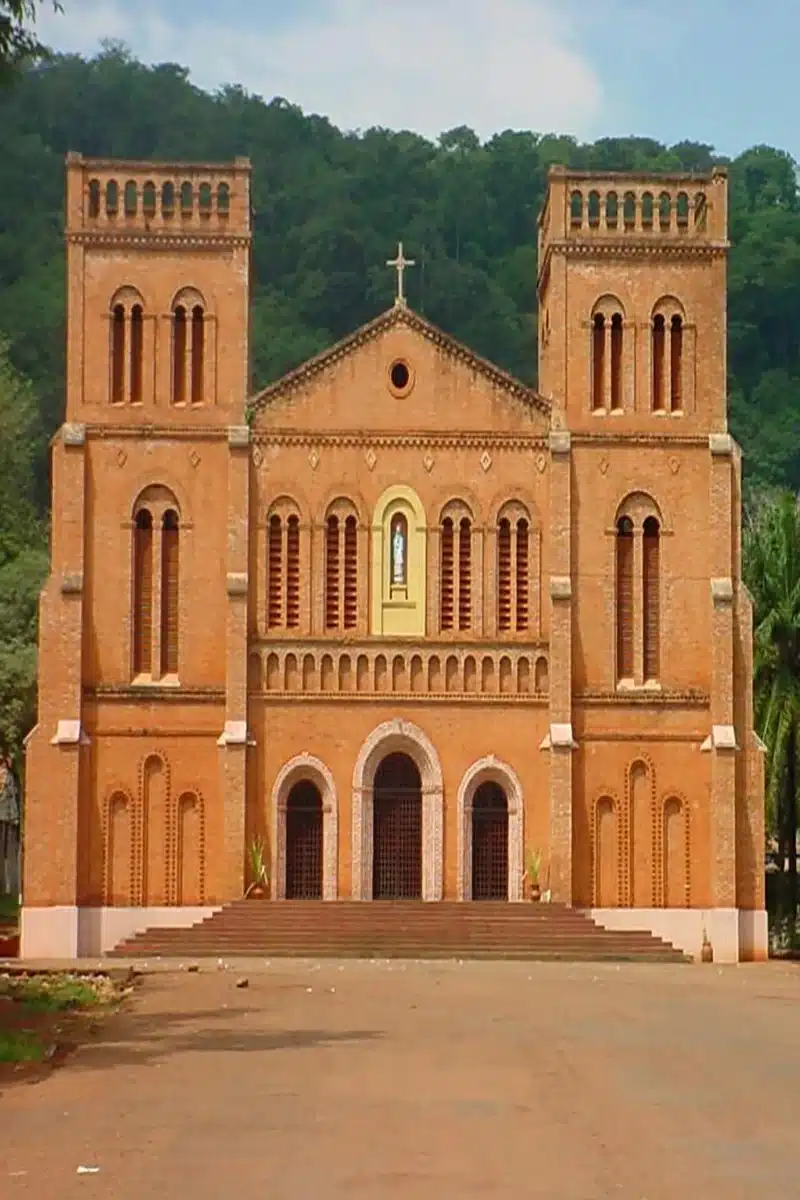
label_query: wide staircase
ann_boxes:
[110,901,688,962]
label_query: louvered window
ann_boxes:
[610,313,623,410]
[173,306,187,405]
[343,515,357,630]
[160,510,180,675]
[592,314,604,410]
[440,517,454,631]
[133,509,153,674]
[458,518,472,631]
[643,516,660,680]
[191,305,204,405]
[286,515,300,629]
[267,515,282,628]
[616,516,634,680]
[515,519,529,631]
[497,518,512,631]
[325,515,340,629]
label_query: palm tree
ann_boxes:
[744,491,800,915]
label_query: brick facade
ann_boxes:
[20,157,766,962]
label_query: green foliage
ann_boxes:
[744,492,800,884]
[0,2,59,84]
[1,974,104,1011]
[0,1029,43,1062]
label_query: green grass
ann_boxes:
[0,894,19,923]
[1,977,106,1013]
[0,1030,44,1063]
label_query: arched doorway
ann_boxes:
[471,782,509,900]
[372,752,422,899]
[285,780,323,899]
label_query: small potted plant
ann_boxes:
[523,847,543,902]
[245,835,270,899]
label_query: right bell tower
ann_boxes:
[536,165,729,435]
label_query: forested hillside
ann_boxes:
[1,44,800,506]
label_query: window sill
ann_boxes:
[130,673,181,688]
[616,679,662,694]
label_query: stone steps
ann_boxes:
[110,901,689,962]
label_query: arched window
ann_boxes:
[643,516,660,680]
[670,315,682,411]
[161,181,175,217]
[623,191,635,228]
[458,517,472,630]
[605,191,618,229]
[616,516,634,681]
[129,304,143,405]
[286,516,300,628]
[267,515,283,629]
[133,509,153,676]
[124,180,137,217]
[515,518,529,631]
[497,518,511,631]
[217,182,230,215]
[105,179,118,217]
[658,192,671,230]
[111,303,125,405]
[180,181,193,216]
[652,314,666,411]
[588,190,600,227]
[88,179,101,219]
[570,190,583,226]
[343,515,357,629]
[160,510,180,676]
[610,313,623,410]
[172,305,187,405]
[143,181,156,218]
[641,192,654,229]
[198,182,212,214]
[191,305,204,405]
[591,313,605,411]
[325,514,340,629]
[676,192,689,229]
[440,517,455,630]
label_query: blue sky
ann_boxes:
[36,0,799,160]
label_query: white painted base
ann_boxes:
[20,906,220,959]
[587,907,769,964]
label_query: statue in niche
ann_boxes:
[390,514,407,586]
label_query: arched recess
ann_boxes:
[438,497,474,633]
[370,485,427,636]
[590,294,626,413]
[103,788,135,906]
[109,285,146,407]
[130,486,183,683]
[352,719,443,901]
[139,751,171,906]
[271,754,338,901]
[495,499,534,635]
[661,793,690,908]
[323,496,361,633]
[265,495,304,632]
[612,492,665,689]
[592,792,621,907]
[456,756,524,901]
[170,286,214,407]
[625,756,657,907]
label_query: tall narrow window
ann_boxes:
[652,314,666,411]
[325,515,340,629]
[133,510,153,675]
[111,304,126,404]
[343,515,357,630]
[592,313,605,410]
[610,314,623,410]
[286,515,300,629]
[497,518,512,632]
[669,315,682,411]
[616,517,634,681]
[267,515,282,629]
[160,510,180,676]
[440,517,454,630]
[130,304,143,405]
[191,305,204,405]
[516,519,529,632]
[458,517,472,631]
[173,306,187,405]
[643,517,660,680]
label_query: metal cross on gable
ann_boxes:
[386,241,416,306]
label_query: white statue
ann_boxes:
[391,521,406,584]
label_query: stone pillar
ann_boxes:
[218,425,251,898]
[708,434,736,908]
[547,430,574,903]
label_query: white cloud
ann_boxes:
[36,0,603,141]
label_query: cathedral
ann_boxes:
[21,154,766,962]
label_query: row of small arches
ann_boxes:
[89,178,231,220]
[251,651,549,696]
[570,189,707,232]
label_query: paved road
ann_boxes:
[3,958,799,1198]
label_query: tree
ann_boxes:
[744,492,800,913]
[0,2,59,83]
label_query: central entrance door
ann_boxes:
[471,781,508,900]
[372,752,422,899]
[285,780,323,899]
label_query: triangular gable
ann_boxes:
[249,303,550,418]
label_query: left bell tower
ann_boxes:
[22,154,252,958]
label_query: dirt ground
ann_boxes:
[2,958,799,1199]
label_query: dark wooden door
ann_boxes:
[471,782,508,900]
[286,781,323,899]
[372,753,422,899]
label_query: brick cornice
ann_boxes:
[66,231,251,251]
[252,429,550,451]
[576,688,709,706]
